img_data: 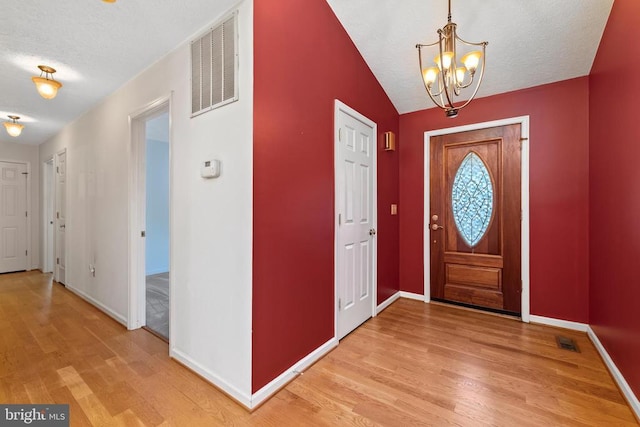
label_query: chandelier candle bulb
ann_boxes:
[423,67,439,86]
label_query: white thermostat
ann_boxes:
[201,159,221,178]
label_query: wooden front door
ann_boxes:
[430,124,522,314]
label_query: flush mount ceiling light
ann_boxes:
[416,0,488,118]
[4,116,24,137]
[32,65,63,99]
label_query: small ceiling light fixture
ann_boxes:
[416,0,488,118]
[32,65,63,99]
[102,0,116,3]
[4,116,24,137]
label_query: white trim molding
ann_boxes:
[529,315,589,332]
[65,285,127,326]
[171,347,252,408]
[587,327,640,419]
[423,116,531,321]
[377,292,400,314]
[251,338,339,409]
[400,291,425,301]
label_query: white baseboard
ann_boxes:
[587,327,640,419]
[170,347,252,408]
[376,292,400,314]
[66,285,127,326]
[399,291,426,302]
[251,337,338,409]
[529,315,589,332]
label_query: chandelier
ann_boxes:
[416,0,488,118]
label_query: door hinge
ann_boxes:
[56,258,59,265]
[338,213,342,226]
[338,128,342,142]
[25,250,28,256]
[56,212,59,219]
[141,231,146,237]
[25,211,28,217]
[338,298,342,311]
[56,166,59,173]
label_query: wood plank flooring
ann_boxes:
[0,271,637,426]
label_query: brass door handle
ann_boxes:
[431,224,443,230]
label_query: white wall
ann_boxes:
[0,140,39,270]
[38,0,253,403]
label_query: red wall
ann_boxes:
[253,0,399,391]
[589,0,640,398]
[399,78,590,322]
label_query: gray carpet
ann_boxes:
[146,272,169,339]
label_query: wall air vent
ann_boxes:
[191,11,238,117]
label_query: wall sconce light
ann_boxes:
[384,131,396,151]
[4,116,24,137]
[32,65,63,99]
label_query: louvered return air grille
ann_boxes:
[191,11,238,117]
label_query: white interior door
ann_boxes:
[55,150,67,284]
[336,104,376,340]
[0,161,28,273]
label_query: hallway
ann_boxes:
[0,271,636,426]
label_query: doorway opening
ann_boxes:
[129,97,171,342]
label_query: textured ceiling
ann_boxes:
[326,0,614,114]
[1,1,614,146]
[0,0,237,146]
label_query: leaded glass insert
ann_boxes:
[451,152,493,247]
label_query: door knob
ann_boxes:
[431,223,443,230]
[369,228,377,236]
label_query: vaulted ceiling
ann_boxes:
[1,0,613,146]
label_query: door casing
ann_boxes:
[334,100,378,339]
[423,116,531,322]
[42,157,55,273]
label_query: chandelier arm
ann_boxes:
[458,74,474,90]
[417,44,445,109]
[451,43,487,111]
[437,31,455,110]
[455,35,487,47]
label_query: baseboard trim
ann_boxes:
[529,315,589,332]
[251,337,339,409]
[376,292,400,314]
[170,347,252,409]
[587,327,640,420]
[399,291,426,302]
[65,285,127,326]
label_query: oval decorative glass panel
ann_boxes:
[451,152,494,247]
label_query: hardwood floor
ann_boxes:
[0,271,637,426]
